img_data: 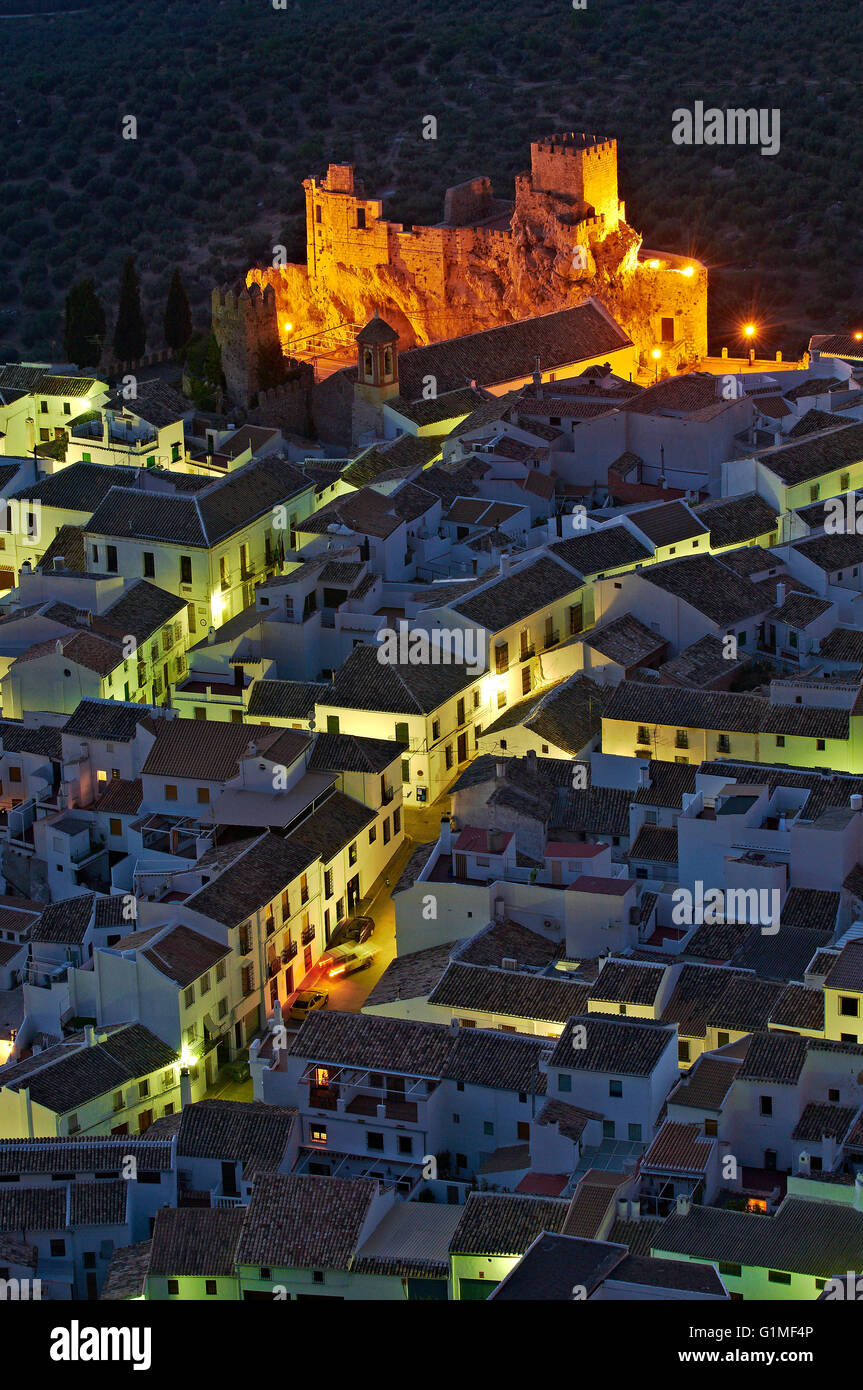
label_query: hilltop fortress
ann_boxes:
[216,133,707,408]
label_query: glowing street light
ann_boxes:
[651,348,661,382]
[744,323,756,338]
[680,264,695,277]
[855,332,863,342]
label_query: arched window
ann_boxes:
[363,349,373,379]
[383,348,393,378]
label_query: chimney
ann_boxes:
[449,1017,460,1036]
[533,355,542,397]
[53,557,64,571]
[207,626,216,645]
[676,1194,692,1217]
[616,1196,629,1221]
[630,1197,641,1223]
[798,1151,811,1176]
[776,581,786,607]
[526,748,537,770]
[439,815,452,851]
[496,759,506,780]
[851,794,863,812]
[638,764,650,788]
[180,1066,193,1109]
[488,827,503,854]
[84,1025,96,1047]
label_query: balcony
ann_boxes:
[301,926,316,946]
[381,785,395,805]
[519,644,535,662]
[282,941,298,963]
[543,631,560,650]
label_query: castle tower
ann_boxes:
[355,313,400,400]
[529,133,622,230]
[211,281,283,408]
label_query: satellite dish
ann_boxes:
[309,719,316,731]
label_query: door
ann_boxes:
[138,1110,153,1133]
[455,854,467,878]
[457,733,468,763]
[347,874,360,913]
[765,1149,777,1171]
[222,1161,238,1197]
[551,859,562,885]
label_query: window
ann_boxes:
[139,1079,149,1099]
[394,721,409,745]
[205,1279,218,1296]
[184,986,194,1008]
[106,544,118,573]
[719,1262,742,1278]
[628,1124,642,1141]
[348,842,358,866]
[483,1121,494,1137]
[180,555,193,585]
[7,766,21,783]
[717,735,730,754]
[602,1120,616,1139]
[840,996,859,1017]
[829,1088,840,1103]
[398,1135,413,1155]
[324,868,333,899]
[216,959,226,982]
[637,726,650,744]
[200,972,210,996]
[768,1270,791,1285]
[366,1132,384,1152]
[165,784,178,801]
[841,473,851,491]
[678,1041,690,1063]
[383,818,391,845]
[816,738,826,751]
[368,824,377,844]
[759,1095,773,1117]
[310,1125,326,1145]
[609,1079,623,1098]
[558,1073,572,1092]
[143,551,155,579]
[841,1033,858,1043]
[660,316,674,342]
[452,1113,460,1124]
[167,1279,179,1296]
[393,807,401,834]
[113,1090,124,1112]
[197,787,210,804]
[717,1032,730,1048]
[776,735,785,748]
[50,1239,66,1257]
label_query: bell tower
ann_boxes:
[355,313,400,401]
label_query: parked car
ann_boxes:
[319,942,377,979]
[288,989,329,1021]
[328,915,375,950]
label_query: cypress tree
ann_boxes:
[113,255,146,363]
[62,278,106,368]
[163,267,193,353]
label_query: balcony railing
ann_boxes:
[301,926,315,946]
[543,631,560,649]
[519,644,535,661]
[282,941,298,963]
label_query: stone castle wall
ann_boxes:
[224,133,708,403]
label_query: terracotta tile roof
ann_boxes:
[820,628,863,664]
[0,1023,178,1114]
[0,1136,172,1175]
[668,1054,741,1110]
[363,940,456,1007]
[661,963,744,1038]
[769,983,825,1032]
[482,674,609,755]
[247,679,327,720]
[428,962,589,1022]
[641,553,768,625]
[94,778,143,816]
[396,300,631,400]
[101,1240,152,1299]
[780,887,840,934]
[792,1102,858,1144]
[583,612,666,666]
[642,1121,715,1174]
[149,1206,244,1277]
[287,791,377,863]
[322,641,478,714]
[449,1191,569,1255]
[737,1030,808,1084]
[141,924,231,988]
[628,500,708,546]
[289,1008,549,1093]
[655,1195,863,1278]
[236,1173,379,1269]
[629,824,679,864]
[589,958,666,1005]
[563,1170,629,1238]
[184,831,318,928]
[173,1099,295,1176]
[452,553,581,631]
[823,939,863,991]
[695,492,779,547]
[307,733,402,774]
[65,697,161,743]
[793,530,863,573]
[31,894,94,944]
[535,1098,601,1141]
[458,919,559,970]
[142,719,308,781]
[548,524,652,577]
[757,422,863,486]
[548,1014,675,1075]
[0,1180,127,1232]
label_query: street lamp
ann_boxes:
[651,348,661,382]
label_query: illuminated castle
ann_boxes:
[222,133,707,405]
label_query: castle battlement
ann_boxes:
[533,132,617,156]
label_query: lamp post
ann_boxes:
[652,348,661,383]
